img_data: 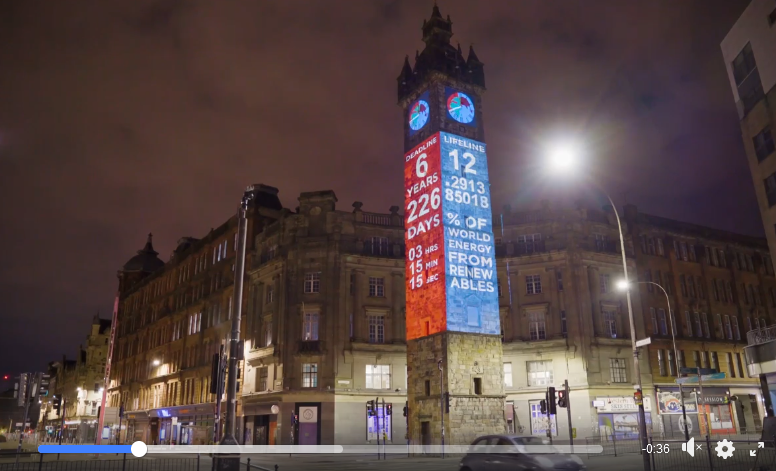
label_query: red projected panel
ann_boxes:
[404,133,446,340]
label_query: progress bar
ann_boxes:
[40,443,604,456]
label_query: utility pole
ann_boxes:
[213,187,253,471]
[565,380,573,452]
[438,359,444,459]
[15,373,38,468]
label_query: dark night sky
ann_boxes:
[0,0,762,377]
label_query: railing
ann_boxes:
[747,325,776,346]
[0,454,200,471]
[361,213,392,226]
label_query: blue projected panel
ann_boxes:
[39,445,132,454]
[439,132,499,335]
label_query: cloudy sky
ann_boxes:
[0,0,758,376]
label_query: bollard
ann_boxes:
[275,465,279,471]
[247,458,250,470]
[197,453,201,471]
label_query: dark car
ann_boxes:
[459,435,586,471]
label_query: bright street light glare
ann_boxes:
[152,360,160,366]
[616,280,630,291]
[547,144,578,172]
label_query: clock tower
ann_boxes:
[399,4,506,449]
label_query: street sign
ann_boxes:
[698,368,718,375]
[679,367,699,375]
[635,337,652,347]
[675,372,726,384]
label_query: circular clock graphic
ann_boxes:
[447,91,475,124]
[408,99,430,131]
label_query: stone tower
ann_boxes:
[399,4,505,448]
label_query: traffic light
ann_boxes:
[540,399,547,415]
[292,413,299,425]
[386,404,392,416]
[403,402,408,417]
[444,392,450,413]
[366,400,376,417]
[52,395,61,416]
[557,390,567,408]
[547,387,557,415]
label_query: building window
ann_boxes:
[368,315,385,344]
[688,277,696,298]
[424,380,431,396]
[693,351,700,368]
[527,360,553,387]
[369,237,390,256]
[594,233,608,251]
[732,43,764,114]
[369,277,385,297]
[680,275,688,297]
[302,363,318,388]
[732,316,740,340]
[657,238,665,256]
[257,367,268,391]
[710,352,719,371]
[736,353,745,378]
[701,351,709,369]
[365,365,390,389]
[658,309,668,335]
[599,274,610,294]
[304,272,321,293]
[303,312,319,341]
[528,311,546,340]
[526,275,542,294]
[603,309,617,338]
[610,358,627,383]
[765,172,776,207]
[746,316,753,332]
[473,377,483,395]
[503,363,513,388]
[264,320,273,347]
[560,310,567,338]
[650,308,658,334]
[727,353,736,379]
[645,270,653,292]
[265,285,274,304]
[754,128,775,162]
[712,279,720,301]
[668,350,676,376]
[702,313,711,338]
[657,350,667,376]
[517,233,542,253]
[693,312,702,337]
[724,315,733,340]
[684,311,693,337]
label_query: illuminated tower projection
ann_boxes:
[399,5,505,447]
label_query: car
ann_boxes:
[459,435,586,471]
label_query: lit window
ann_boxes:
[368,315,385,344]
[599,274,610,294]
[365,365,390,389]
[503,363,513,388]
[603,309,617,338]
[303,312,319,341]
[610,358,627,383]
[527,360,553,387]
[302,363,318,388]
[528,312,546,340]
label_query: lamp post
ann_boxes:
[548,146,650,471]
[619,280,690,441]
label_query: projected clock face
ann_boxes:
[408,99,430,131]
[446,91,475,124]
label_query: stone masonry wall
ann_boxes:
[407,332,506,446]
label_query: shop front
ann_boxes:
[729,388,764,435]
[594,395,653,439]
[243,402,280,446]
[695,388,735,436]
[149,403,215,445]
[123,411,149,444]
[655,387,700,438]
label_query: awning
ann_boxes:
[243,402,280,416]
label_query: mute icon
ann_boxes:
[682,437,695,457]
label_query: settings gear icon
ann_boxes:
[715,439,735,459]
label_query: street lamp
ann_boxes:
[618,280,690,441]
[548,144,651,471]
[152,360,160,367]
